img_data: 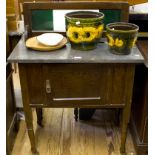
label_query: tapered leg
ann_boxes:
[120,106,132,154]
[36,108,43,127]
[19,64,38,153]
[28,129,38,153]
[120,64,135,154]
[120,109,128,154]
[24,107,38,153]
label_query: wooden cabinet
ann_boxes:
[17,61,137,153]
[6,20,18,155]
[6,64,18,155]
[130,64,148,155]
[130,40,148,155]
[8,21,143,154]
[20,63,134,108]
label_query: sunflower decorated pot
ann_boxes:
[65,11,104,50]
[106,22,139,55]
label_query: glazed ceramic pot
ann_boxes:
[65,11,104,50]
[106,22,139,55]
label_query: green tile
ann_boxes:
[99,10,121,25]
[31,10,53,30]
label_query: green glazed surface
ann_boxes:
[106,22,139,55]
[65,11,104,51]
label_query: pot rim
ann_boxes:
[65,11,104,22]
[106,22,139,33]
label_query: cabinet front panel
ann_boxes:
[25,64,47,105]
[102,64,128,105]
[23,64,134,107]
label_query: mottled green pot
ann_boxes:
[65,11,104,51]
[106,22,139,55]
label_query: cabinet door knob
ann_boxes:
[46,80,51,94]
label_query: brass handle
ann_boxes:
[46,80,51,94]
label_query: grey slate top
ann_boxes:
[8,37,144,64]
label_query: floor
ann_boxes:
[11,67,136,155]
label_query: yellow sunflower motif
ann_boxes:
[107,34,114,46]
[67,26,84,43]
[82,27,98,42]
[115,38,124,47]
[67,25,103,43]
[96,24,104,38]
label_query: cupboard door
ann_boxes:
[44,64,103,105]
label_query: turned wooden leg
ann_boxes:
[74,108,78,121]
[36,108,43,127]
[19,64,38,153]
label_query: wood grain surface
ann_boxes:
[11,108,136,155]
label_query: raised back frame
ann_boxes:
[23,1,129,37]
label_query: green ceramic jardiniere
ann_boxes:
[65,11,104,50]
[106,22,139,55]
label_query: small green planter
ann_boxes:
[106,22,139,55]
[65,11,104,51]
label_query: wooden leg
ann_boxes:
[120,106,132,154]
[24,108,38,153]
[120,64,135,154]
[28,129,38,153]
[36,108,43,127]
[120,109,128,154]
[18,64,38,153]
[74,108,78,121]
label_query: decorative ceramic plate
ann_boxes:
[36,33,64,46]
[26,37,67,51]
